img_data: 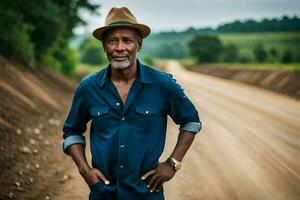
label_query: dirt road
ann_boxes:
[54,61,300,200]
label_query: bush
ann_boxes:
[41,39,77,76]
[188,34,223,63]
[268,47,278,63]
[238,56,252,63]
[253,43,267,62]
[269,48,277,57]
[281,50,293,63]
[221,44,239,62]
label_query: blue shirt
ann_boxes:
[62,60,202,200]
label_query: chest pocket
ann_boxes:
[91,107,109,117]
[133,106,160,131]
[136,106,159,116]
[90,107,110,130]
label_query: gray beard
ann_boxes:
[110,57,131,69]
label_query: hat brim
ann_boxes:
[93,23,151,41]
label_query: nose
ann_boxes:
[115,41,125,51]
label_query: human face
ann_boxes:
[103,28,141,70]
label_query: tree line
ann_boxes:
[217,16,300,33]
[152,15,300,36]
[0,0,99,75]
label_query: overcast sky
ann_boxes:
[74,0,300,34]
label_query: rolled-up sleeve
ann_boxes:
[167,76,202,133]
[62,84,90,154]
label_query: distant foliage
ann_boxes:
[0,0,99,75]
[281,50,293,63]
[142,41,187,59]
[188,34,223,63]
[141,15,300,61]
[269,48,278,57]
[142,57,154,66]
[0,8,34,65]
[253,43,267,62]
[221,44,239,62]
[80,38,106,65]
[268,48,278,63]
[217,16,300,33]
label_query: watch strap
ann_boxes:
[167,157,181,171]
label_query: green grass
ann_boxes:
[178,32,300,69]
[218,32,300,61]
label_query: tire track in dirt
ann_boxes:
[162,61,300,200]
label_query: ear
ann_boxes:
[138,41,143,52]
[101,42,106,52]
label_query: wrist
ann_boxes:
[167,157,182,172]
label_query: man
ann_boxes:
[62,7,202,200]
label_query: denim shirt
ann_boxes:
[62,60,202,200]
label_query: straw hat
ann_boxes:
[93,7,151,41]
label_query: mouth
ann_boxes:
[112,56,128,62]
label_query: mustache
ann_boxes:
[109,55,130,61]
[111,55,129,58]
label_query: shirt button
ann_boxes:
[121,117,125,121]
[116,102,120,106]
[120,145,125,148]
[120,165,124,168]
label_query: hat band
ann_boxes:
[109,21,132,25]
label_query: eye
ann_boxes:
[124,39,132,43]
[107,38,116,44]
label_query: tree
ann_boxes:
[217,16,300,33]
[188,34,223,63]
[0,0,100,75]
[253,43,267,62]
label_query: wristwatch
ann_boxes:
[167,157,182,171]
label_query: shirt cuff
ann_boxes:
[62,135,86,154]
[179,122,202,133]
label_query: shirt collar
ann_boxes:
[97,59,153,88]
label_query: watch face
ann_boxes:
[175,163,182,171]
